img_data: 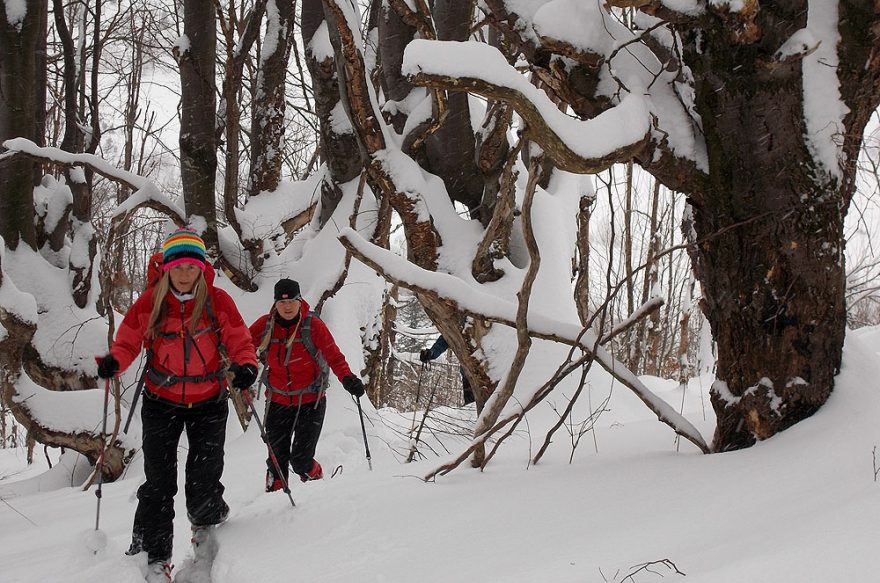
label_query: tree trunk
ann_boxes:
[684,17,849,450]
[635,179,661,374]
[421,0,483,211]
[304,0,361,226]
[53,0,98,309]
[0,0,43,251]
[178,0,218,250]
[248,0,295,197]
[221,0,266,271]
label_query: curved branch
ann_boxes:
[388,0,436,40]
[403,42,652,174]
[323,0,443,268]
[472,159,542,468]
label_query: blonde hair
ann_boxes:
[146,270,209,340]
[257,307,277,354]
[257,304,301,357]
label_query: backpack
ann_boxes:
[146,251,164,289]
[299,312,331,394]
[260,311,330,398]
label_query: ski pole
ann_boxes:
[123,353,151,434]
[242,390,296,508]
[94,377,111,531]
[355,395,372,471]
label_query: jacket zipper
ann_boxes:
[180,301,187,404]
[285,327,294,405]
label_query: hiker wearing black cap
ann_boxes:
[249,278,365,491]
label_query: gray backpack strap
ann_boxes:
[301,312,330,396]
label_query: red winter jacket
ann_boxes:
[110,263,257,405]
[249,300,353,406]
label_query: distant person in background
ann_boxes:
[250,278,366,492]
[96,227,257,583]
[419,335,475,405]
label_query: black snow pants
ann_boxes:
[264,397,326,482]
[131,394,230,562]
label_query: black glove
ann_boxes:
[230,363,258,390]
[419,348,432,363]
[97,354,119,379]
[342,375,365,398]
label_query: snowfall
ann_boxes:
[1,316,879,583]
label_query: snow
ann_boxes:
[33,175,73,240]
[4,0,26,29]
[329,101,354,135]
[0,243,38,326]
[308,21,334,61]
[173,35,191,56]
[236,171,322,242]
[774,27,817,61]
[2,246,107,374]
[262,0,281,60]
[802,0,848,180]
[12,373,137,450]
[657,0,704,16]
[533,0,615,57]
[2,324,880,582]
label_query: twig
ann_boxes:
[873,446,879,482]
[0,493,38,527]
[620,559,686,582]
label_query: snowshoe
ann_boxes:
[145,559,172,583]
[299,459,323,482]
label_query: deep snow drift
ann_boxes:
[1,327,879,583]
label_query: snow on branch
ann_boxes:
[2,138,185,223]
[402,40,652,174]
[6,138,141,192]
[606,0,705,23]
[339,227,709,453]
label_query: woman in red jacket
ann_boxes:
[97,228,257,581]
[250,278,364,491]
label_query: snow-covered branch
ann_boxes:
[402,40,653,174]
[605,0,705,23]
[339,228,710,453]
[5,138,144,193]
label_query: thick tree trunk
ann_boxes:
[304,0,361,226]
[684,14,849,451]
[378,2,416,133]
[178,0,218,250]
[248,0,295,197]
[221,0,266,272]
[0,0,43,251]
[421,0,483,211]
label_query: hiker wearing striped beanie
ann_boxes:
[95,225,257,573]
[161,227,207,272]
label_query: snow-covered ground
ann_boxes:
[1,327,879,583]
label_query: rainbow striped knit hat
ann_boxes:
[161,227,206,271]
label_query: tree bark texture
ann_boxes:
[0,0,43,251]
[303,0,362,226]
[248,0,296,197]
[681,2,879,450]
[178,0,218,250]
[420,0,483,211]
[378,1,416,133]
